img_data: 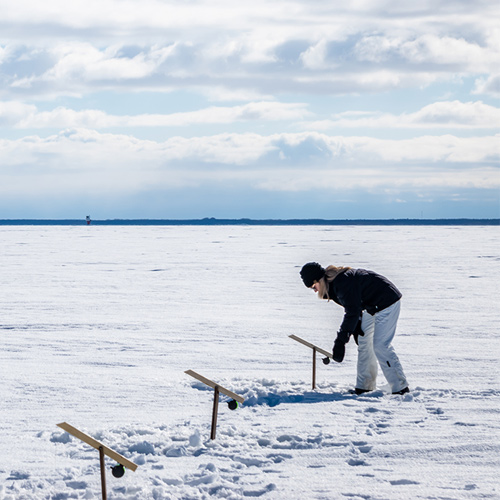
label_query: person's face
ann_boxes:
[311,281,321,293]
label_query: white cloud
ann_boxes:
[2,0,496,39]
[473,74,500,98]
[253,166,499,192]
[3,101,311,129]
[300,40,330,70]
[0,130,498,195]
[400,35,497,72]
[0,45,8,63]
[10,129,500,165]
[201,86,274,102]
[300,101,500,130]
[0,101,36,125]
[1,2,499,99]
[353,33,500,73]
[357,134,499,164]
[10,42,174,90]
[410,101,500,128]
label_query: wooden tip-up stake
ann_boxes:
[56,422,138,500]
[289,335,333,389]
[185,369,245,440]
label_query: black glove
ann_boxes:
[352,318,364,346]
[332,339,346,363]
[336,329,350,344]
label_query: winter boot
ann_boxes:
[349,388,371,395]
[392,387,410,395]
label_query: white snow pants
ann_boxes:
[356,300,408,393]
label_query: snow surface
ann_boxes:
[0,225,498,500]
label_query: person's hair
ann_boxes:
[316,265,351,300]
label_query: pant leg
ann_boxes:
[372,301,408,392]
[356,311,378,391]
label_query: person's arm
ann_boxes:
[332,281,362,362]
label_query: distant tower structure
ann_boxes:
[86,215,91,225]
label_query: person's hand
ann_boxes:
[332,340,345,362]
[352,328,365,345]
[337,329,350,344]
[353,319,364,345]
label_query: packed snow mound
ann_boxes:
[189,377,388,407]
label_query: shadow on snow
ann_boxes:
[188,381,384,408]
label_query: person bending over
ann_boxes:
[300,262,409,395]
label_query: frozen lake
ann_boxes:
[0,225,498,499]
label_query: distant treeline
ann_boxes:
[0,218,498,226]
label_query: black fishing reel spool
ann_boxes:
[111,464,125,478]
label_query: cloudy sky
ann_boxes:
[1,0,499,219]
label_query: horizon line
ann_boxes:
[0,217,498,226]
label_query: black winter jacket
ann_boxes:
[328,268,402,335]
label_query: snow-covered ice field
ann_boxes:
[0,225,498,500]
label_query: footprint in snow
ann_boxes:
[363,406,391,414]
[389,479,420,485]
[7,471,30,481]
[243,483,277,497]
[347,441,373,467]
[347,458,368,466]
[266,453,292,464]
[352,441,373,454]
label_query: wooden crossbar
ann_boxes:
[57,422,138,472]
[184,370,245,404]
[289,335,333,359]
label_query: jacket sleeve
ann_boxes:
[334,279,362,335]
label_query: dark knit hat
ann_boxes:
[300,262,325,287]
